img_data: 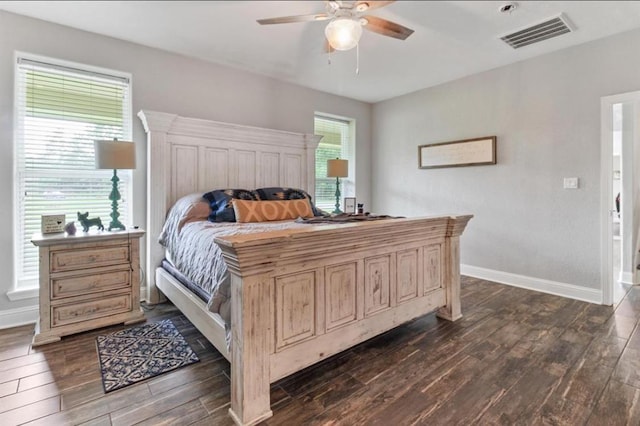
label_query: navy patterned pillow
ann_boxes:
[202,189,257,222]
[253,187,323,216]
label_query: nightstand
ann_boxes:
[31,230,146,346]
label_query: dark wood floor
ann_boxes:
[2,277,640,425]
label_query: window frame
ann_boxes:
[10,52,133,299]
[313,112,356,212]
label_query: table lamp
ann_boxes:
[327,158,348,214]
[94,139,136,231]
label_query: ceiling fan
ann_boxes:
[257,0,414,52]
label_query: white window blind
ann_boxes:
[314,114,354,210]
[14,55,132,289]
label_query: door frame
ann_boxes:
[600,90,640,305]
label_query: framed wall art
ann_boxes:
[418,136,496,169]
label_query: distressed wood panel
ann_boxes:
[237,150,256,189]
[260,152,280,187]
[50,246,129,272]
[172,145,198,198]
[51,293,131,327]
[283,153,303,189]
[397,249,419,304]
[424,244,442,293]
[230,273,273,424]
[364,255,391,317]
[202,147,229,190]
[51,269,130,299]
[325,263,358,331]
[275,272,316,350]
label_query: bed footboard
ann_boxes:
[216,215,472,426]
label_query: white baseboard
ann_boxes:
[461,264,603,304]
[0,305,38,330]
[619,271,639,286]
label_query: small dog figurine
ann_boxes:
[77,212,104,232]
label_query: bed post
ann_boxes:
[219,243,275,426]
[218,238,275,426]
[138,110,178,304]
[227,273,273,426]
[437,215,472,321]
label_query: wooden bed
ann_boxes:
[138,110,472,426]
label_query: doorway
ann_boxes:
[601,91,640,305]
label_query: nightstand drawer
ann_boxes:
[51,268,131,299]
[51,245,129,272]
[51,293,132,327]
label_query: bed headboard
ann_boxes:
[138,110,322,303]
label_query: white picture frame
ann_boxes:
[344,197,356,214]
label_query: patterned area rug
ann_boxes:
[96,319,199,393]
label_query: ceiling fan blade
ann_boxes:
[354,1,396,12]
[362,15,414,40]
[257,13,330,25]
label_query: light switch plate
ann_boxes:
[563,177,579,189]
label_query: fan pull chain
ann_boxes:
[355,43,359,75]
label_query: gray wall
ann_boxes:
[371,28,640,290]
[0,11,372,314]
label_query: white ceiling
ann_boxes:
[2,1,640,103]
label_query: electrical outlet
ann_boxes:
[563,177,579,189]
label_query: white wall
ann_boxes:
[371,28,640,299]
[0,11,372,317]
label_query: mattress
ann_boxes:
[161,258,209,303]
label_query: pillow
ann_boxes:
[159,193,210,247]
[202,189,257,222]
[233,199,314,223]
[252,187,323,216]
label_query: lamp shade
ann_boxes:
[325,18,363,51]
[327,158,348,178]
[94,140,136,169]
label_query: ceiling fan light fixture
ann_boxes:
[325,18,363,51]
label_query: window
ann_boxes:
[13,54,132,291]
[314,114,355,211]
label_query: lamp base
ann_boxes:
[108,220,126,232]
[108,169,126,231]
[333,176,343,214]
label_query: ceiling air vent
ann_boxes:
[501,14,573,49]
